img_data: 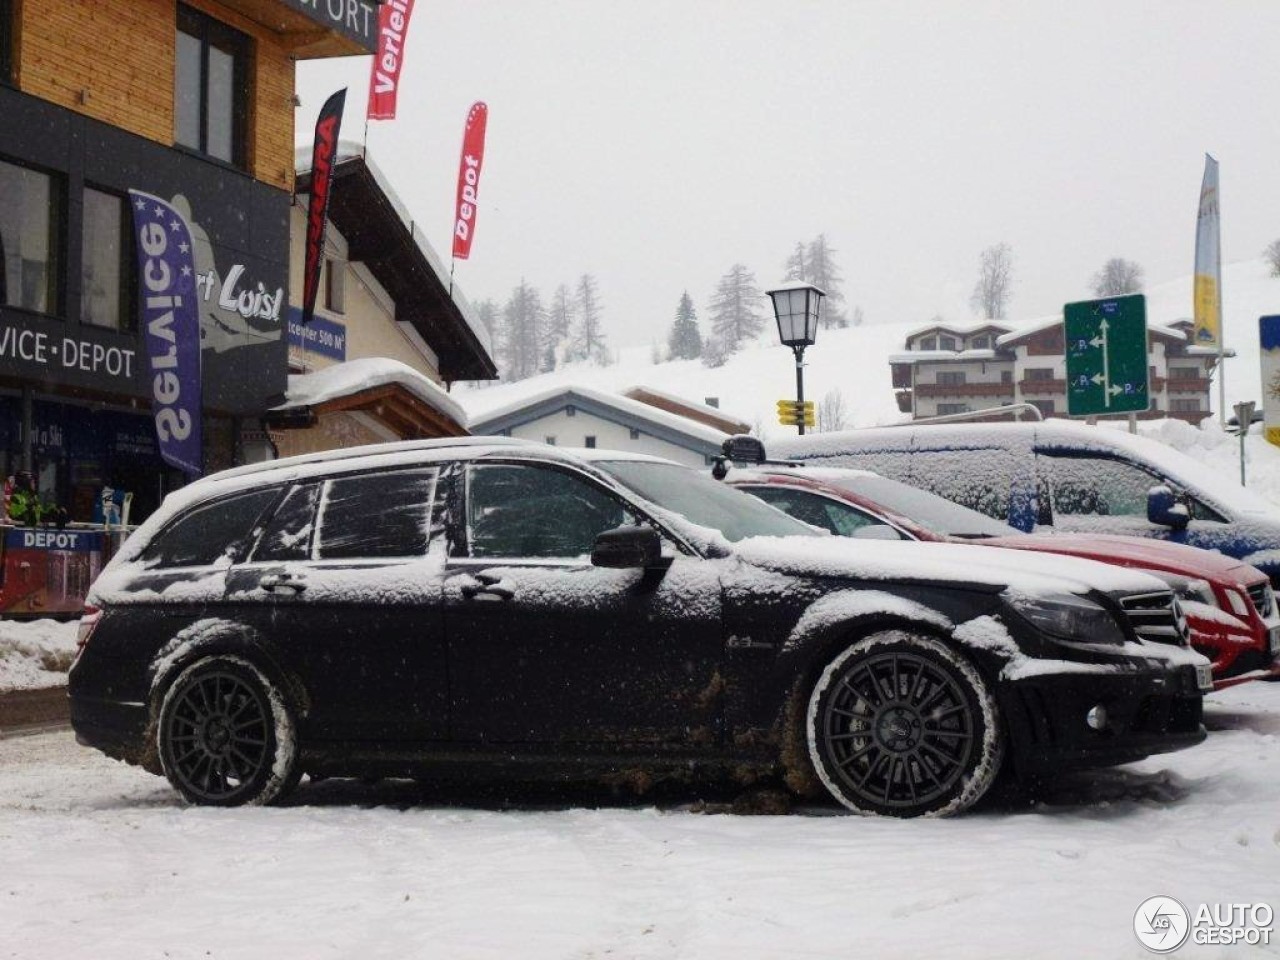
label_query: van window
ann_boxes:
[911,448,1014,522]
[142,489,279,568]
[1039,452,1159,516]
[316,469,438,559]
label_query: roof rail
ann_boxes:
[199,436,537,486]
[908,402,1044,426]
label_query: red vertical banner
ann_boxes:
[367,0,416,121]
[302,88,346,326]
[452,101,488,260]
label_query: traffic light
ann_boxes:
[776,399,815,427]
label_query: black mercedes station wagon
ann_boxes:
[69,438,1210,817]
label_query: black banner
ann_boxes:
[302,89,346,327]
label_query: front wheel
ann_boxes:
[806,631,1004,817]
[157,655,300,807]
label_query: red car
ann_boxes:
[726,464,1280,689]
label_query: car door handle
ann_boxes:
[259,574,305,595]
[460,582,514,601]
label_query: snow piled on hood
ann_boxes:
[733,536,1166,596]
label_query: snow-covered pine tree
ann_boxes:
[571,273,610,365]
[667,290,703,360]
[707,263,764,354]
[806,235,848,328]
[544,283,575,368]
[501,280,545,381]
[472,299,504,384]
[783,242,808,282]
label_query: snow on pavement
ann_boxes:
[1,684,1278,959]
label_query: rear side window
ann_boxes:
[253,483,321,561]
[142,489,280,568]
[316,468,438,559]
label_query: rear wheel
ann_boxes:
[157,655,300,807]
[806,631,1003,817]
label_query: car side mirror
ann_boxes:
[851,523,904,541]
[1147,485,1190,531]
[591,525,664,569]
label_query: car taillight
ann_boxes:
[75,605,102,656]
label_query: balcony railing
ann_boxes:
[914,382,1015,398]
[1017,378,1065,393]
[1167,377,1211,393]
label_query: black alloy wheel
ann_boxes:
[807,632,1003,817]
[157,655,299,807]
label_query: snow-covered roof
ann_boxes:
[995,313,1189,347]
[904,321,1012,340]
[469,384,733,448]
[888,349,1000,363]
[621,385,751,431]
[275,357,469,429]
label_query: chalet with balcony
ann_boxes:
[891,316,1216,423]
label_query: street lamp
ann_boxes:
[767,282,825,434]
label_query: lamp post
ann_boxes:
[767,282,825,435]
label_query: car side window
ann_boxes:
[909,448,1014,522]
[253,483,321,561]
[316,468,439,560]
[1039,452,1161,517]
[466,463,627,559]
[745,486,880,536]
[141,489,280,568]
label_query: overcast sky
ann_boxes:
[296,1,1280,350]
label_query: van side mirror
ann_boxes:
[1147,485,1190,531]
[591,525,664,569]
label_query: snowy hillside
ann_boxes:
[457,258,1280,445]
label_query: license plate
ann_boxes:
[1195,663,1214,692]
[1270,626,1280,655]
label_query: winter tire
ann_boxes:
[157,655,300,807]
[807,631,1004,817]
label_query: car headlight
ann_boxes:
[1010,592,1127,646]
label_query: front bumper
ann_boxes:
[1000,662,1205,775]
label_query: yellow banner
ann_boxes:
[1193,274,1219,345]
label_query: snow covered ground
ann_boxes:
[1,682,1277,959]
[0,619,77,693]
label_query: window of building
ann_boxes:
[324,257,345,313]
[936,403,970,415]
[80,187,134,331]
[1168,366,1201,381]
[1029,399,1055,416]
[1025,367,1054,381]
[565,405,576,418]
[584,436,597,449]
[629,428,641,440]
[970,335,991,349]
[0,157,61,315]
[1171,398,1203,412]
[175,5,250,167]
[1,0,13,86]
[918,336,937,350]
[936,371,966,386]
[1001,370,1013,384]
[544,436,556,446]
[938,336,958,351]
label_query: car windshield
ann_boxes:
[595,460,819,542]
[834,474,1018,539]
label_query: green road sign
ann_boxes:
[1064,293,1150,416]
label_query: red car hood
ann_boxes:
[982,532,1262,585]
